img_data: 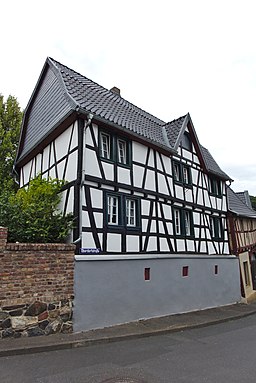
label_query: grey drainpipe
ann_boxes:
[73,113,94,247]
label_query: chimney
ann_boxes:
[110,86,120,96]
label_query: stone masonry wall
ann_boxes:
[0,227,75,338]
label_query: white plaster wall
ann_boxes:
[74,255,241,332]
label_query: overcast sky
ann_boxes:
[2,0,256,194]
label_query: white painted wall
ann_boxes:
[74,255,241,332]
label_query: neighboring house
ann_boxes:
[227,188,256,302]
[14,58,241,331]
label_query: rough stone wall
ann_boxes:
[0,227,75,338]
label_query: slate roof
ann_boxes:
[236,191,253,209]
[16,57,231,181]
[227,187,256,218]
[200,145,231,180]
[50,58,168,148]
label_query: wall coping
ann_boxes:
[5,243,76,251]
[75,254,237,261]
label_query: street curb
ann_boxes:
[1,307,256,358]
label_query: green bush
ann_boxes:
[0,176,74,243]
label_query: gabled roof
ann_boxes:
[227,187,256,218]
[200,145,231,180]
[236,191,253,209]
[15,57,231,181]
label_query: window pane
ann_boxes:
[183,167,189,184]
[174,209,181,235]
[108,196,118,224]
[184,211,190,235]
[117,139,127,164]
[100,133,110,159]
[126,199,136,226]
[174,163,180,181]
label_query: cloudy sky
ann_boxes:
[2,0,256,194]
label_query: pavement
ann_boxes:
[1,301,256,357]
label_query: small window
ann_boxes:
[174,209,181,235]
[126,198,136,226]
[243,261,250,287]
[173,161,191,186]
[117,139,127,164]
[209,177,222,197]
[107,195,119,225]
[182,266,189,277]
[184,211,191,236]
[173,208,194,237]
[174,163,181,182]
[210,216,223,240]
[144,268,150,281]
[100,132,111,159]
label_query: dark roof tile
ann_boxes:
[227,187,256,217]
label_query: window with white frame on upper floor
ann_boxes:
[105,192,140,230]
[209,177,222,197]
[174,209,181,235]
[184,210,191,236]
[100,132,111,160]
[126,198,136,226]
[173,208,194,237]
[99,130,131,166]
[173,161,192,186]
[117,139,127,164]
[210,216,224,240]
[107,195,119,225]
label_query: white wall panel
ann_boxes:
[118,167,131,185]
[102,162,114,181]
[133,165,144,188]
[127,236,140,252]
[107,234,121,252]
[91,189,103,209]
[64,151,78,182]
[132,142,147,163]
[85,150,102,178]
[158,173,169,195]
[145,169,156,191]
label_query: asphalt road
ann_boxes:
[1,314,256,383]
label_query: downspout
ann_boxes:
[73,113,94,249]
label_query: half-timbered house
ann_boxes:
[14,57,241,331]
[227,188,256,302]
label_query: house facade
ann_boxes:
[15,58,241,331]
[227,188,256,301]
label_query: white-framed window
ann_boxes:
[173,161,191,185]
[100,132,111,159]
[210,216,223,239]
[183,166,189,184]
[106,193,140,230]
[117,139,127,164]
[107,195,119,225]
[184,210,191,236]
[126,198,136,226]
[209,177,222,196]
[174,163,181,182]
[174,209,181,235]
[173,208,194,237]
[99,131,131,165]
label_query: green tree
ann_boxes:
[0,176,74,243]
[250,195,256,211]
[0,94,23,192]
